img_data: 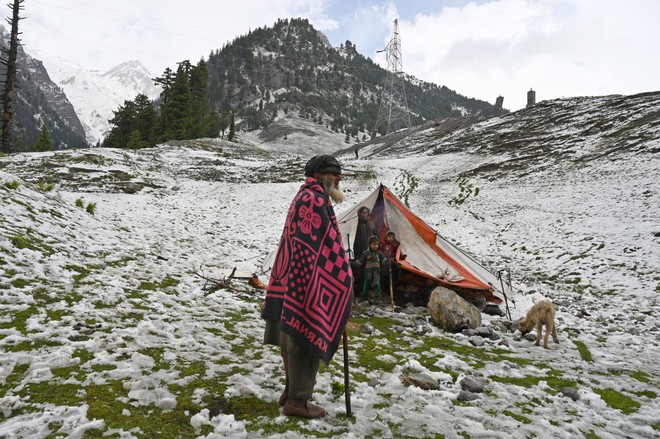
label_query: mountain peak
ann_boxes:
[103,60,152,78]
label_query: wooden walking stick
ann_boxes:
[342,329,352,417]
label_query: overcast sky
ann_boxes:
[3,0,659,111]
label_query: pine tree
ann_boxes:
[133,94,157,147]
[104,100,137,148]
[126,130,141,150]
[228,111,236,141]
[160,62,193,141]
[33,124,53,152]
[203,110,220,138]
[153,67,174,104]
[189,59,209,138]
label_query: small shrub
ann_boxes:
[3,180,19,190]
[75,198,85,208]
[37,181,55,192]
[86,202,97,215]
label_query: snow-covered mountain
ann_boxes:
[0,26,87,150]
[34,54,162,145]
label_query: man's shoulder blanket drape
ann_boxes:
[261,178,353,364]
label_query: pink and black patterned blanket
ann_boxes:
[262,178,353,364]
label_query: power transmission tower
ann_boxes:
[373,19,411,137]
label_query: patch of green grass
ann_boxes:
[106,256,137,267]
[46,309,68,321]
[65,264,93,283]
[630,389,657,399]
[572,340,593,362]
[501,409,532,424]
[10,278,32,288]
[490,369,577,395]
[0,306,39,332]
[0,363,29,395]
[75,198,85,208]
[19,382,80,406]
[628,370,652,383]
[10,233,33,250]
[138,275,180,292]
[74,348,96,365]
[138,281,157,291]
[3,180,20,189]
[4,338,63,352]
[178,360,207,377]
[206,327,223,336]
[160,275,179,288]
[583,430,600,439]
[594,388,640,414]
[32,287,61,305]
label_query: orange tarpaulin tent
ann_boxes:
[337,184,509,304]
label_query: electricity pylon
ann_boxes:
[373,19,411,137]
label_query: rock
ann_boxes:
[483,304,504,316]
[468,336,485,346]
[427,287,482,332]
[476,326,493,337]
[498,338,509,347]
[362,323,375,334]
[121,182,144,194]
[524,333,537,342]
[456,391,480,402]
[462,328,477,336]
[491,321,509,333]
[401,373,440,390]
[562,387,580,401]
[460,376,485,393]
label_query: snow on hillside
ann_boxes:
[0,95,659,438]
[35,54,162,146]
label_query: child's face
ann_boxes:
[370,241,379,251]
[386,235,394,242]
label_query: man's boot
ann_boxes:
[283,399,326,418]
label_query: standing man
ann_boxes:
[262,155,353,418]
[351,206,374,298]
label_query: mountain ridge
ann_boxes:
[0,25,88,150]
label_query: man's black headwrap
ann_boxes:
[304,155,342,176]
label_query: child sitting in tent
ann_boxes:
[355,236,388,303]
[381,230,404,291]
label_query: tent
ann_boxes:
[337,184,510,305]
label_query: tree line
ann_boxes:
[102,59,235,149]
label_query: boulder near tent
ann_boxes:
[337,184,509,306]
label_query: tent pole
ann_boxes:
[347,233,353,260]
[498,270,512,320]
